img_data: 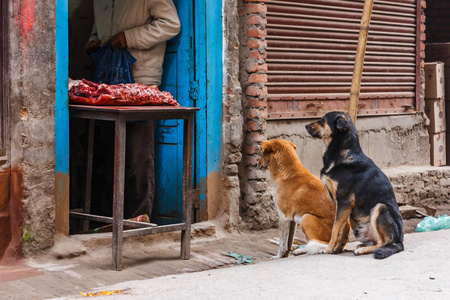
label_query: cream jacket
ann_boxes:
[89,0,181,86]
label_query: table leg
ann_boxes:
[181,114,193,260]
[82,119,95,232]
[112,118,126,270]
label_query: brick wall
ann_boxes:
[386,166,450,209]
[239,0,278,229]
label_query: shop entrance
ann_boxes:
[67,0,204,228]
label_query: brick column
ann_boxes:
[240,0,277,229]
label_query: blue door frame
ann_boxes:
[154,0,223,223]
[55,0,69,234]
[194,0,223,220]
[55,0,222,228]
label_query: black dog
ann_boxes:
[306,111,404,259]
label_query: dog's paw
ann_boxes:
[333,244,345,254]
[270,255,282,260]
[292,247,306,256]
[353,248,364,256]
[318,247,333,254]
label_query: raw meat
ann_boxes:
[68,78,179,106]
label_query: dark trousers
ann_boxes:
[70,119,155,222]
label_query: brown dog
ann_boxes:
[258,139,347,259]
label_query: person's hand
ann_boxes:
[109,32,127,49]
[86,40,101,54]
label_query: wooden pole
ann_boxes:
[348,0,375,123]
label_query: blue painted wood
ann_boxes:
[55,0,69,174]
[194,0,208,216]
[154,0,223,223]
[205,0,223,175]
[153,0,194,224]
[194,0,223,218]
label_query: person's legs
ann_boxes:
[124,120,155,219]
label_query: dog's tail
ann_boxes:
[373,242,404,259]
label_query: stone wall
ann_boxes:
[222,0,245,227]
[386,166,450,208]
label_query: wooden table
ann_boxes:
[69,104,199,270]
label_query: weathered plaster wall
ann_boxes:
[9,0,57,255]
[267,115,431,176]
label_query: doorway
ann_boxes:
[65,0,222,230]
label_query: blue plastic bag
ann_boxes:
[415,214,450,232]
[91,43,137,85]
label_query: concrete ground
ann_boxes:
[0,210,448,300]
[54,229,450,300]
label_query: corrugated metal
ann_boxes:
[266,0,418,119]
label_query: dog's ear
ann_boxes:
[288,141,297,150]
[260,140,273,153]
[336,115,349,131]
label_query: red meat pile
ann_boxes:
[68,79,179,106]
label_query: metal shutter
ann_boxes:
[266,0,419,119]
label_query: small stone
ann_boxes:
[423,205,437,217]
[399,205,418,219]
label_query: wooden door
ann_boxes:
[153,0,195,224]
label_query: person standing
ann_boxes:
[85,0,181,220]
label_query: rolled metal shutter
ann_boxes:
[266,0,419,119]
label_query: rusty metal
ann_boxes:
[266,0,416,13]
[268,86,415,95]
[267,17,415,35]
[267,8,415,25]
[268,75,415,83]
[267,29,416,44]
[268,97,416,120]
[267,64,415,73]
[268,92,415,101]
[266,0,418,118]
[415,0,422,112]
[268,52,415,63]
[69,105,199,270]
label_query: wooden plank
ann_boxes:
[83,119,95,231]
[181,114,194,259]
[69,212,157,228]
[112,117,126,270]
[123,224,187,238]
